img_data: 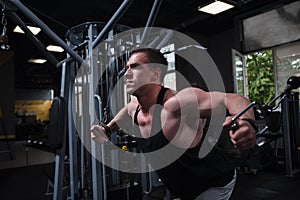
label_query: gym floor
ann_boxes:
[0,142,299,200]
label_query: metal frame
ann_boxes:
[230,83,300,177]
[0,1,173,199]
[281,92,300,176]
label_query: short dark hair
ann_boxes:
[130,47,168,81]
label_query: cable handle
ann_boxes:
[230,101,257,131]
[230,121,239,132]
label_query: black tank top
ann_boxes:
[134,86,235,200]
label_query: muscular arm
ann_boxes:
[107,102,136,133]
[212,92,256,150]
[189,89,254,119]
[164,88,253,119]
[197,89,256,149]
[224,93,255,119]
[163,87,256,150]
[91,98,136,143]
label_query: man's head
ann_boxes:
[129,48,168,80]
[125,48,168,95]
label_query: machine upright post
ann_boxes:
[281,92,300,177]
[68,61,79,199]
[282,94,293,176]
[89,22,106,200]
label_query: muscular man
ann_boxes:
[91,48,256,200]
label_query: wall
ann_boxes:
[207,29,236,92]
[15,89,53,121]
[14,89,53,140]
[15,100,52,121]
[0,51,15,139]
[178,29,237,92]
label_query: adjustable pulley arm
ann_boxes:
[231,76,300,136]
[92,0,134,49]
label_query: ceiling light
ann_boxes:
[13,25,41,35]
[46,45,64,52]
[198,1,234,15]
[27,58,47,64]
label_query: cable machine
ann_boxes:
[229,76,300,176]
[68,21,139,200]
[0,0,170,199]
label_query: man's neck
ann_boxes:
[136,84,162,112]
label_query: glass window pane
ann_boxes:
[164,72,176,91]
[162,45,176,90]
[235,55,245,96]
[274,41,300,95]
[232,49,247,97]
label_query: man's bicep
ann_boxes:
[191,89,225,118]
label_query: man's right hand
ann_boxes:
[90,125,109,144]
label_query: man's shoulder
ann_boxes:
[176,87,206,96]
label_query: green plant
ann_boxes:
[246,50,275,105]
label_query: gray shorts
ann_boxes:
[194,169,237,200]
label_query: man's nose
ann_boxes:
[124,68,131,78]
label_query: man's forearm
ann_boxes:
[107,105,132,133]
[225,93,255,119]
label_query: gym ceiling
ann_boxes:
[0,0,296,89]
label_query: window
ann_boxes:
[274,41,300,96]
[242,41,300,106]
[232,49,247,97]
[161,44,176,90]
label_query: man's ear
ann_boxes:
[152,67,161,82]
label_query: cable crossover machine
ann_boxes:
[0,0,178,199]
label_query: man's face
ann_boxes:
[124,52,157,96]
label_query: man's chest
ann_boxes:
[135,111,153,138]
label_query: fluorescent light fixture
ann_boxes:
[13,25,41,35]
[46,45,64,52]
[27,58,47,64]
[198,1,234,15]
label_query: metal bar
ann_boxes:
[140,0,163,45]
[293,93,300,147]
[145,0,163,28]
[56,56,74,68]
[80,73,86,190]
[230,101,259,133]
[92,95,106,200]
[68,62,79,199]
[89,23,105,200]
[92,0,133,49]
[231,101,257,122]
[267,91,285,108]
[156,29,173,49]
[111,149,120,185]
[53,152,65,200]
[9,0,84,64]
[53,62,68,200]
